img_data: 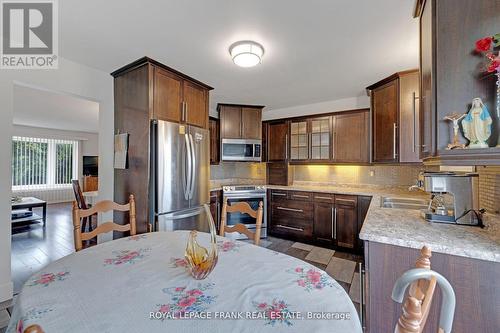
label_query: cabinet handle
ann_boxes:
[412,92,417,153]
[334,207,337,239]
[215,201,220,229]
[309,132,312,159]
[185,102,188,122]
[315,196,332,200]
[393,123,398,160]
[331,207,334,239]
[272,192,287,197]
[277,206,303,213]
[285,134,288,160]
[292,194,309,199]
[359,262,364,329]
[276,224,304,232]
[181,102,186,122]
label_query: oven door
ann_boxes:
[221,139,261,162]
[222,194,267,239]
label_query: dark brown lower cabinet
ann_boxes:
[268,191,313,240]
[270,190,368,253]
[313,202,334,245]
[334,195,358,249]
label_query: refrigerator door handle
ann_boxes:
[159,207,204,220]
[184,133,192,201]
[188,133,196,200]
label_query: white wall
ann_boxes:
[262,95,370,120]
[0,58,113,302]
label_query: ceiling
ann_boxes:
[13,84,100,133]
[60,0,419,112]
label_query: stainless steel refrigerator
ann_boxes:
[151,120,210,232]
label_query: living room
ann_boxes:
[9,83,100,293]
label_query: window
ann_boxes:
[12,136,79,189]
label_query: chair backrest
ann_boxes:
[71,179,88,210]
[72,194,136,251]
[219,198,263,246]
[395,246,439,333]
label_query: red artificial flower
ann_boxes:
[487,57,500,73]
[475,37,493,52]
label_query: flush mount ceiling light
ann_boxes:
[229,41,264,68]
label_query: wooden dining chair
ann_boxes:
[395,246,438,333]
[71,179,93,233]
[72,194,136,251]
[219,198,264,246]
[24,324,45,333]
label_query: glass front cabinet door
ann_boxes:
[310,117,331,160]
[289,117,332,162]
[290,120,309,160]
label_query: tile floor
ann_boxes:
[2,203,365,331]
[263,236,364,312]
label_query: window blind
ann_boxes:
[12,136,79,190]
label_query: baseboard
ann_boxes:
[0,281,13,303]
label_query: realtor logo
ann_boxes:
[1,0,58,69]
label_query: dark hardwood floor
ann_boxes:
[11,202,75,294]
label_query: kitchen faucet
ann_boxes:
[408,171,425,191]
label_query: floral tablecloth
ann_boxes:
[8,231,362,333]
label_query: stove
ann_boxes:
[222,185,267,239]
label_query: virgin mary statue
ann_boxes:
[462,97,492,148]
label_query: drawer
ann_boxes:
[335,195,358,207]
[271,201,313,220]
[313,192,335,203]
[271,221,313,238]
[288,191,313,201]
[270,189,289,199]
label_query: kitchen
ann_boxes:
[2,1,499,333]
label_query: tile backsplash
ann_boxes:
[210,162,266,181]
[477,166,500,214]
[291,165,430,187]
[210,163,500,214]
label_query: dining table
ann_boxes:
[8,231,362,333]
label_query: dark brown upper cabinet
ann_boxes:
[289,117,332,162]
[418,0,436,160]
[149,62,211,129]
[266,120,289,162]
[218,104,264,140]
[184,80,209,129]
[209,117,220,164]
[367,70,421,163]
[153,68,183,123]
[263,108,370,165]
[242,107,262,139]
[289,119,310,161]
[414,0,500,165]
[333,109,370,163]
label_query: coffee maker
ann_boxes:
[417,172,482,225]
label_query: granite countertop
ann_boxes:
[209,179,265,192]
[215,181,500,263]
[269,183,500,263]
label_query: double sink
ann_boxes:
[380,197,429,210]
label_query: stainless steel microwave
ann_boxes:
[221,138,262,162]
